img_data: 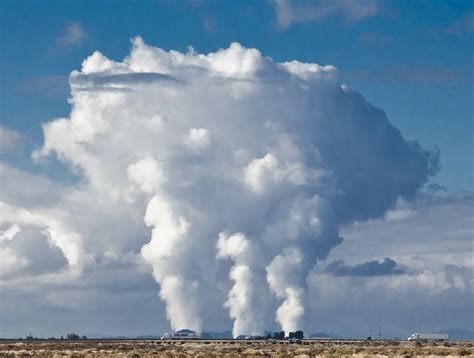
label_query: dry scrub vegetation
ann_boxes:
[0,339,473,357]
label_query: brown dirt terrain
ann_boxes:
[0,339,473,357]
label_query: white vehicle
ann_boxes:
[407,333,449,341]
[160,332,173,340]
[288,338,302,344]
[161,329,201,340]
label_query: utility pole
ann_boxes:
[378,326,381,340]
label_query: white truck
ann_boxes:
[407,333,449,341]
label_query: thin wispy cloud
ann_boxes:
[55,22,87,46]
[271,0,381,30]
[0,126,25,154]
[202,14,217,33]
[444,12,474,35]
[324,258,408,277]
[358,32,392,47]
[344,66,468,85]
[15,75,69,98]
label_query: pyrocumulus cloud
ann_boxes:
[2,38,438,336]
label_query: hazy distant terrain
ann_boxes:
[1,339,473,357]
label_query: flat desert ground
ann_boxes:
[1,339,473,357]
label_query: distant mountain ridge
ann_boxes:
[134,335,161,339]
[203,331,233,339]
[309,332,338,339]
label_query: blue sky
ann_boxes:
[1,0,473,192]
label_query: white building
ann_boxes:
[161,329,201,339]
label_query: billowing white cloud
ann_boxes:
[0,224,21,242]
[266,248,306,332]
[1,38,441,337]
[128,157,166,194]
[185,128,211,151]
[217,232,265,336]
[0,202,83,272]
